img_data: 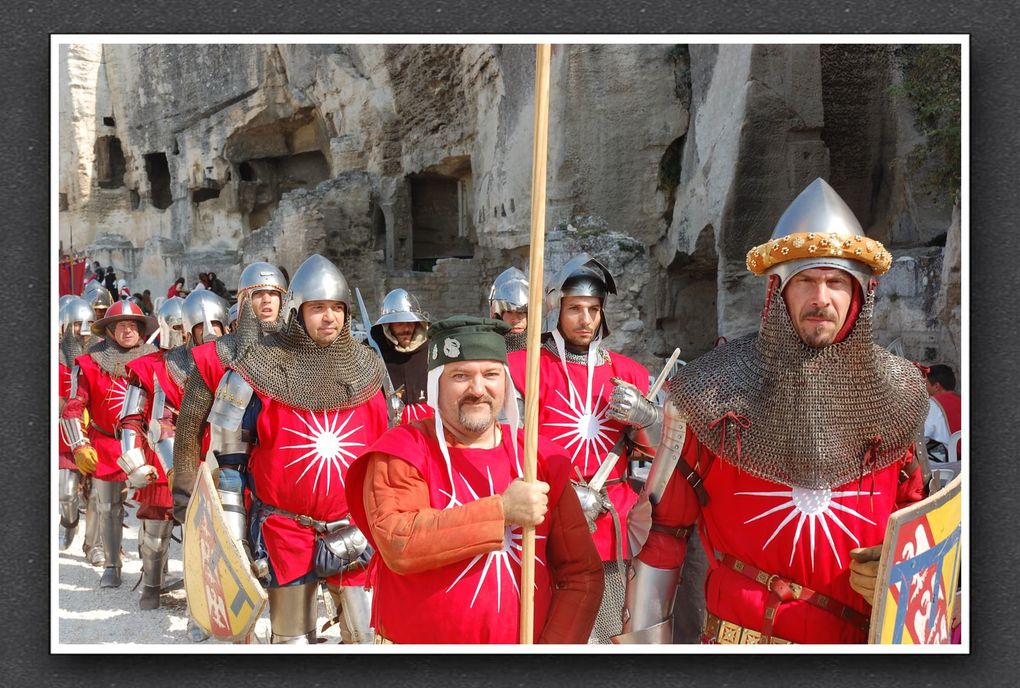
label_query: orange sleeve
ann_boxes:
[538,485,604,644]
[362,454,506,575]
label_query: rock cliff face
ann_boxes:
[58,42,960,371]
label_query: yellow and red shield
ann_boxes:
[183,462,267,641]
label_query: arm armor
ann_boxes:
[174,371,214,476]
[208,370,254,432]
[644,399,688,506]
[611,559,681,644]
[117,383,157,488]
[628,404,663,458]
[59,418,88,450]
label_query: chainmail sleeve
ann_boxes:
[173,372,214,475]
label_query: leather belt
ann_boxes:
[258,501,349,534]
[89,422,115,438]
[650,522,693,540]
[717,553,870,636]
[703,611,793,645]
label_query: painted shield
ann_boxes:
[869,474,963,644]
[183,462,267,641]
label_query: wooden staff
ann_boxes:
[520,43,552,645]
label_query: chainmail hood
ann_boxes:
[163,343,197,390]
[87,338,158,378]
[542,334,610,366]
[504,330,529,354]
[228,307,385,411]
[669,284,928,489]
[60,333,88,369]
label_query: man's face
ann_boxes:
[72,322,82,337]
[388,322,417,348]
[559,295,602,348]
[781,268,855,348]
[250,289,281,322]
[926,379,944,396]
[501,310,527,334]
[438,361,506,435]
[110,320,141,348]
[302,300,345,347]
[192,322,224,346]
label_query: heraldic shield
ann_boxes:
[183,462,267,641]
[869,474,963,644]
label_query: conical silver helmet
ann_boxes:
[83,282,114,313]
[156,296,186,349]
[281,254,351,325]
[488,267,529,316]
[376,288,429,325]
[543,253,616,336]
[181,290,229,342]
[238,261,288,295]
[59,296,94,336]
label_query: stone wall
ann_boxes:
[58,42,961,374]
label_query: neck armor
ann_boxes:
[542,335,609,366]
[163,342,198,389]
[227,309,385,412]
[214,297,283,369]
[669,284,927,490]
[87,338,157,378]
[60,332,88,369]
[503,330,529,354]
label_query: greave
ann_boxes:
[58,469,80,550]
[139,519,173,609]
[83,486,104,566]
[268,581,319,643]
[217,468,251,560]
[95,479,125,587]
[611,559,681,644]
[328,584,374,644]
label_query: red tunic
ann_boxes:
[58,360,76,470]
[249,390,388,586]
[931,391,962,458]
[400,401,433,424]
[507,347,648,560]
[346,422,571,643]
[191,341,227,394]
[62,354,132,482]
[641,429,925,644]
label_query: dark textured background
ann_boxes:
[3,1,1013,685]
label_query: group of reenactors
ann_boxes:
[57,178,943,645]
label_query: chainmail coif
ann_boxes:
[59,332,88,369]
[228,308,386,412]
[87,338,157,378]
[670,285,928,490]
[163,343,197,390]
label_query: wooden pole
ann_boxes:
[519,43,552,645]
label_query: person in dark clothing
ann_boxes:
[207,271,229,299]
[103,270,118,295]
[369,288,431,422]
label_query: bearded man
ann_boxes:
[612,178,929,645]
[369,288,431,423]
[60,300,159,588]
[488,267,530,354]
[347,316,603,644]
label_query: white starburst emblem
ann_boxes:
[441,466,546,611]
[280,409,364,494]
[544,381,619,475]
[105,378,129,416]
[738,486,880,570]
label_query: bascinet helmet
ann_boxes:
[488,267,529,317]
[156,296,186,349]
[376,288,429,326]
[282,254,352,327]
[83,282,114,316]
[238,261,288,297]
[59,296,94,336]
[181,290,229,342]
[543,253,616,337]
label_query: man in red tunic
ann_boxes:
[613,178,929,644]
[506,253,649,643]
[60,300,159,588]
[117,292,227,610]
[348,315,603,644]
[174,255,388,644]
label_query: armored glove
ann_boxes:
[572,482,612,533]
[316,524,374,577]
[848,544,883,606]
[117,447,158,488]
[172,470,198,525]
[73,445,98,474]
[607,378,658,428]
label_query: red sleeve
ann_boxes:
[60,357,90,421]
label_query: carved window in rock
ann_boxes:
[95,136,126,190]
[144,152,172,210]
[409,170,475,272]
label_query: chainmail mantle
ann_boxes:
[503,330,528,354]
[670,287,928,490]
[59,333,88,368]
[542,336,611,366]
[228,311,386,412]
[163,344,197,390]
[87,338,158,378]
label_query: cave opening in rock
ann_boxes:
[237,151,330,230]
[192,187,221,204]
[95,136,126,189]
[144,152,172,210]
[408,158,474,272]
[655,224,718,361]
[103,116,115,127]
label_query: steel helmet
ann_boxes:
[59,296,94,336]
[281,254,351,325]
[156,296,186,349]
[543,253,616,337]
[90,299,158,338]
[181,290,229,342]
[488,267,529,317]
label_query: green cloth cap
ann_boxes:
[426,316,512,370]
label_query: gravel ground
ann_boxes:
[56,507,341,646]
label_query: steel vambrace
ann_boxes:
[612,559,681,644]
[644,399,688,506]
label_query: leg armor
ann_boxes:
[268,581,319,643]
[82,481,105,566]
[58,469,80,550]
[138,519,173,609]
[611,559,681,644]
[216,468,252,561]
[328,584,374,644]
[95,479,126,588]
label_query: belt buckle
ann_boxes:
[766,574,780,593]
[296,514,315,528]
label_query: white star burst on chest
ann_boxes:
[544,383,619,475]
[442,465,546,611]
[281,409,364,494]
[105,378,129,416]
[737,485,880,570]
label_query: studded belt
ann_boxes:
[702,611,793,645]
[717,553,870,636]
